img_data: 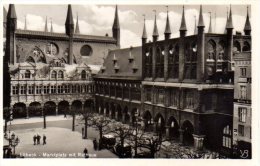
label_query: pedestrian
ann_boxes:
[33,135,37,145]
[6,147,12,158]
[93,138,97,150]
[43,135,47,145]
[83,148,89,158]
[82,127,84,139]
[64,113,67,118]
[36,134,39,145]
[38,135,41,144]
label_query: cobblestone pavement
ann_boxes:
[8,127,117,158]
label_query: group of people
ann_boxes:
[33,134,47,145]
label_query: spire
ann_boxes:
[226,5,233,29]
[244,6,251,35]
[3,7,7,23]
[198,5,205,27]
[179,6,187,31]
[164,6,171,35]
[208,12,212,33]
[224,7,229,33]
[65,4,74,25]
[142,15,147,39]
[50,18,53,33]
[44,16,48,32]
[194,16,197,34]
[112,5,120,30]
[24,15,27,30]
[152,10,159,37]
[75,13,80,34]
[65,4,74,36]
[7,4,17,19]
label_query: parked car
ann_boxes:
[113,143,132,158]
[101,134,116,149]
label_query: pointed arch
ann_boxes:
[207,39,216,60]
[233,40,241,53]
[242,41,251,52]
[26,56,35,64]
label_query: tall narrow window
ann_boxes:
[25,70,31,79]
[239,107,247,123]
[238,125,245,136]
[51,71,57,79]
[222,125,232,148]
[81,70,86,80]
[240,68,247,77]
[240,86,247,99]
[58,70,64,79]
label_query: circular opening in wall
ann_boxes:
[80,45,93,57]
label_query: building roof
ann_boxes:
[95,46,142,80]
[15,29,117,43]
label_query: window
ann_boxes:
[72,85,76,93]
[51,86,56,94]
[239,107,247,123]
[36,86,42,94]
[64,85,70,93]
[43,86,49,94]
[240,86,247,99]
[57,85,63,94]
[222,125,232,148]
[51,71,57,79]
[80,45,93,56]
[12,86,18,95]
[58,71,64,79]
[238,125,245,136]
[20,85,26,94]
[81,70,86,80]
[240,68,247,77]
[25,70,31,79]
[28,86,34,94]
[157,89,165,104]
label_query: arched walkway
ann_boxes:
[29,102,42,117]
[123,106,130,124]
[117,105,122,122]
[58,101,69,115]
[182,120,194,145]
[104,102,109,116]
[154,113,165,137]
[110,103,116,119]
[167,116,179,139]
[143,110,153,132]
[13,103,27,118]
[44,101,56,116]
[71,100,82,113]
[84,99,94,113]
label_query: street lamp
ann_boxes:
[5,132,20,155]
[133,109,141,157]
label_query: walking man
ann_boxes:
[33,135,37,145]
[93,138,97,150]
[83,148,89,158]
[43,135,47,145]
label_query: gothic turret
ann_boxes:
[50,18,53,33]
[164,7,171,40]
[75,13,80,34]
[44,16,48,32]
[179,6,186,82]
[179,6,187,34]
[226,5,234,71]
[197,5,205,82]
[112,5,120,47]
[6,4,17,65]
[24,16,27,30]
[65,4,74,36]
[142,15,147,44]
[208,12,212,33]
[244,6,251,35]
[152,11,159,41]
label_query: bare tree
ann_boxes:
[88,114,111,149]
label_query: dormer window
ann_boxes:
[114,62,119,73]
[129,47,134,63]
[25,70,31,79]
[113,53,117,64]
[132,62,138,73]
[101,66,106,73]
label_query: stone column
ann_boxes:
[179,129,184,143]
[98,107,101,114]
[153,123,157,133]
[192,134,205,151]
[55,105,58,116]
[122,113,126,124]
[26,106,29,119]
[104,108,107,116]
[165,126,170,139]
[115,111,118,120]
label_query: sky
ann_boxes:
[4,4,251,48]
